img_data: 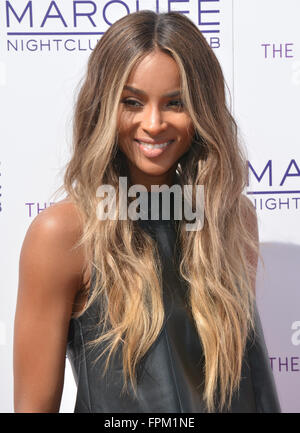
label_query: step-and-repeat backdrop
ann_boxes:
[0,0,299,413]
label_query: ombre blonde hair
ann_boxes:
[62,11,259,412]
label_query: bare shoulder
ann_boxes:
[25,198,83,244]
[19,198,89,299]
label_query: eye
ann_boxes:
[168,99,184,109]
[120,98,184,110]
[121,98,142,108]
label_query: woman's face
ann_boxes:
[117,49,194,189]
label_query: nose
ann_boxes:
[140,104,168,136]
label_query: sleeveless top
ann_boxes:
[66,192,281,413]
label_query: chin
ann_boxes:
[136,164,174,178]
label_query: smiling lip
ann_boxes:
[135,139,174,158]
[135,138,174,145]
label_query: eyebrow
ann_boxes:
[123,85,181,98]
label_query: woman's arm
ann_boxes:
[13,200,87,412]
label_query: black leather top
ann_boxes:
[66,193,281,413]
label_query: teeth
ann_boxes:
[139,140,171,149]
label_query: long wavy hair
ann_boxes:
[62,10,259,412]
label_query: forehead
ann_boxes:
[125,50,181,95]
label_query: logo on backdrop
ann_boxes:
[2,0,221,53]
[269,356,300,373]
[25,201,55,217]
[247,159,300,211]
[261,42,294,59]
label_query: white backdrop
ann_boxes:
[0,0,299,413]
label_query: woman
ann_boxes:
[13,11,280,413]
